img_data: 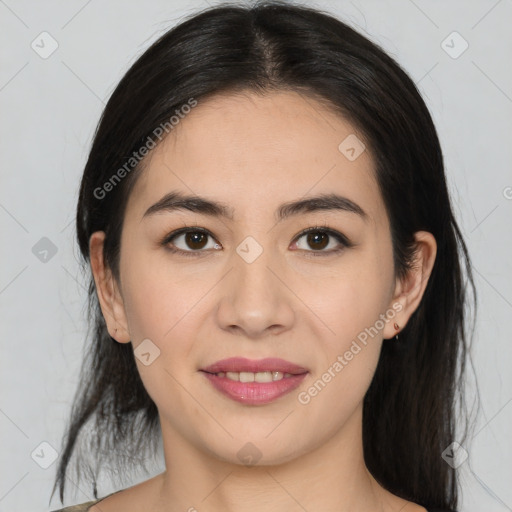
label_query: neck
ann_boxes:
[154,405,391,512]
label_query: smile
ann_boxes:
[199,357,309,405]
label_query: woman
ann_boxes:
[49,1,477,511]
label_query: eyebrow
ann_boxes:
[142,191,369,223]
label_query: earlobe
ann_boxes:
[89,231,131,344]
[383,231,437,340]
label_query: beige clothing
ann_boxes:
[50,491,120,511]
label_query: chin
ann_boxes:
[201,433,308,468]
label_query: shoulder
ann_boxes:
[49,491,119,512]
[48,499,99,512]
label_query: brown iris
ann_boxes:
[185,232,209,250]
[306,231,329,250]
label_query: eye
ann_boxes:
[160,225,352,258]
[291,226,352,256]
[161,227,221,256]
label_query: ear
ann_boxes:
[89,231,131,344]
[383,231,437,340]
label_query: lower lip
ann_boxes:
[201,371,308,405]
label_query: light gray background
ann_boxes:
[1,0,511,511]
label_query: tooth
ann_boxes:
[219,371,293,382]
[254,371,273,383]
[239,372,255,383]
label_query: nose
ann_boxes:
[215,245,295,339]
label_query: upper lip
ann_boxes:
[201,357,309,375]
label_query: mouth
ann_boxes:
[199,357,309,405]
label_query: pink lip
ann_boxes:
[200,357,309,405]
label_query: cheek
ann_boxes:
[119,257,205,412]
[314,285,385,388]
[297,264,389,417]
[119,242,202,342]
[301,258,391,346]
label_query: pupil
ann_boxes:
[186,232,207,249]
[308,232,328,250]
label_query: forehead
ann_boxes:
[127,90,385,226]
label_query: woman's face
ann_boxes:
[91,90,427,467]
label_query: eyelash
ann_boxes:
[160,225,353,258]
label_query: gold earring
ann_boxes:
[393,322,400,341]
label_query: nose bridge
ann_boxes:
[233,237,280,312]
[235,240,275,299]
[215,235,295,337]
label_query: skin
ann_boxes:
[89,90,436,512]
